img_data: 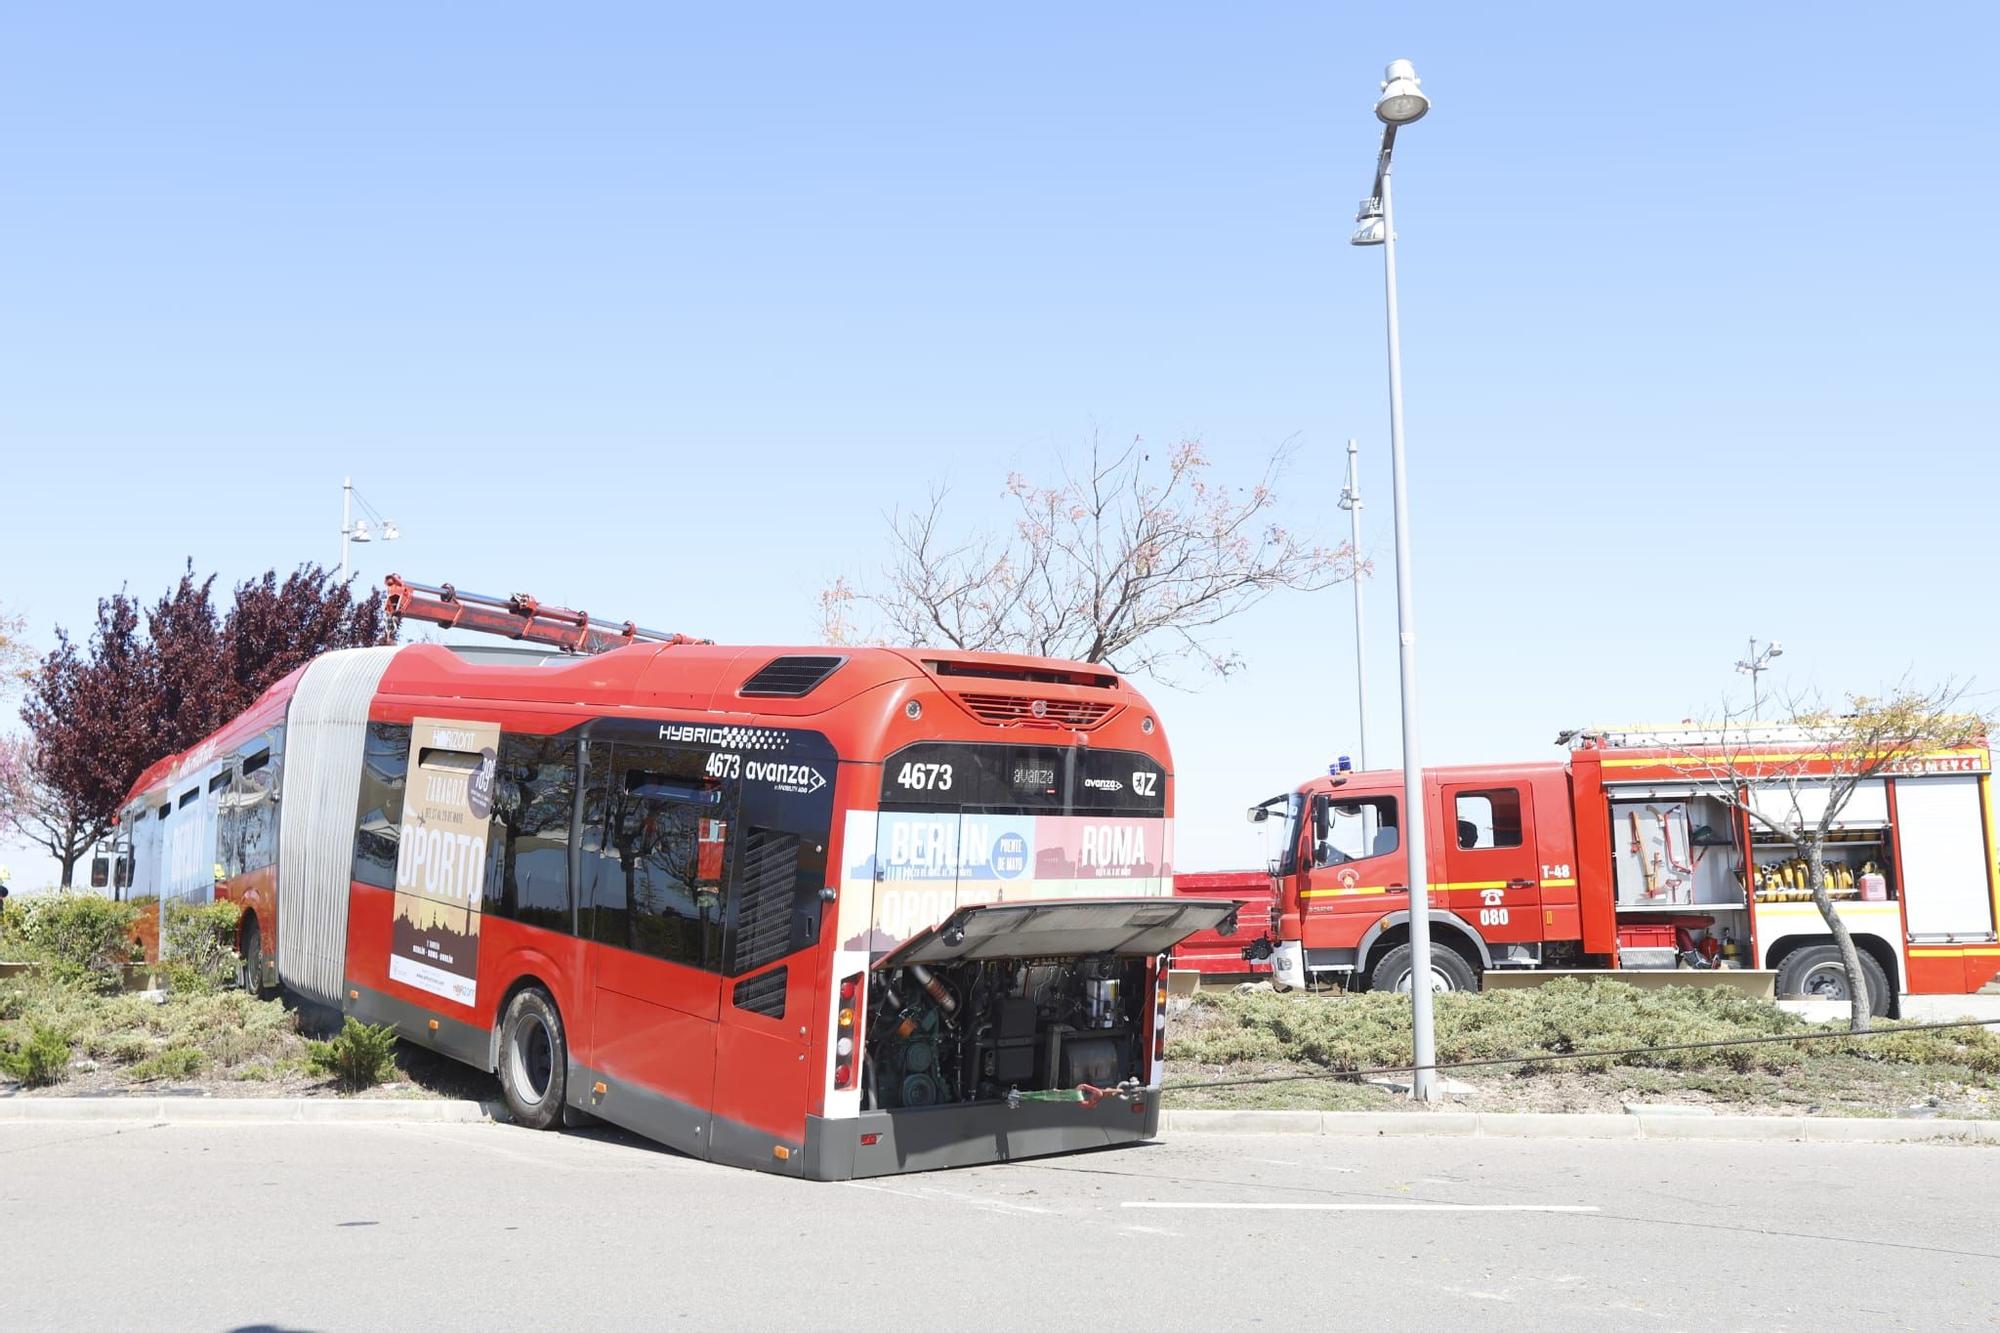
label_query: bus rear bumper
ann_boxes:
[802,1096,1162,1181]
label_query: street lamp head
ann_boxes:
[350,519,372,543]
[1374,59,1430,125]
[1766,641,1783,658]
[1349,196,1386,246]
[382,521,401,542]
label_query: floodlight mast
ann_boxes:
[1350,59,1441,1103]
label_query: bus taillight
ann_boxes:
[834,973,863,1090]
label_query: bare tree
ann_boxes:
[0,602,32,695]
[822,436,1354,679]
[1662,681,1987,1032]
[4,745,112,891]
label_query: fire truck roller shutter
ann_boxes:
[275,646,402,1009]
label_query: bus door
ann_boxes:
[704,730,838,1167]
[1439,781,1541,947]
[579,743,727,1157]
[709,823,834,1165]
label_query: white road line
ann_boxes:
[1120,1202,1599,1213]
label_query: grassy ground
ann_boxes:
[1163,979,2000,1119]
[0,971,482,1099]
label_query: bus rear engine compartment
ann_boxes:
[863,957,1146,1110]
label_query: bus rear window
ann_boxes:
[880,742,1165,815]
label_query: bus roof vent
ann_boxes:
[739,654,846,698]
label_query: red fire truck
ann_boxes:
[114,579,1229,1179]
[1227,726,1999,1012]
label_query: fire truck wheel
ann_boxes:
[1368,942,1479,995]
[1775,946,1891,1017]
[499,988,568,1131]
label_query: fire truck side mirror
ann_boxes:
[1246,805,1269,824]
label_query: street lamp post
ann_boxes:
[1338,439,1368,770]
[1351,58,1439,1102]
[1735,637,1783,719]
[339,476,401,584]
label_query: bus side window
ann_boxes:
[485,733,576,935]
[579,744,731,971]
[352,723,414,890]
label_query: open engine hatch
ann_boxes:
[873,898,1237,968]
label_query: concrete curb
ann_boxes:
[0,1097,498,1123]
[3,1099,1989,1144]
[1159,1108,2000,1144]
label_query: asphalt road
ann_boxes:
[2,1122,1996,1330]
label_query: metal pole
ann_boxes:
[1379,153,1439,1103]
[1749,637,1762,719]
[340,476,352,584]
[1341,439,1368,769]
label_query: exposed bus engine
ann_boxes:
[863,955,1148,1109]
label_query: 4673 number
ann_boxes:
[895,761,954,792]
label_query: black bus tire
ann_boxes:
[1776,945,1890,1017]
[498,988,568,1130]
[1368,942,1479,995]
[240,916,266,996]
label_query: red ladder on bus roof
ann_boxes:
[384,575,707,655]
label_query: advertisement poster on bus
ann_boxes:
[387,717,500,1007]
[837,810,1174,952]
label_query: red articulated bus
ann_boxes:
[117,625,1230,1179]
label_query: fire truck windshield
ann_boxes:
[1274,792,1306,876]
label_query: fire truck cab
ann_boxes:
[1251,727,2000,1010]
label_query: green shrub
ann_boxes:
[1,1023,72,1087]
[306,1018,400,1092]
[10,893,138,986]
[127,1045,208,1081]
[161,900,243,995]
[1169,979,1817,1077]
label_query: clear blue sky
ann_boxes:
[3,3,1996,887]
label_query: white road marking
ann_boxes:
[1120,1202,1599,1213]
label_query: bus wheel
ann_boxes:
[1368,943,1478,995]
[1776,946,1890,1017]
[499,988,568,1131]
[240,917,267,997]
